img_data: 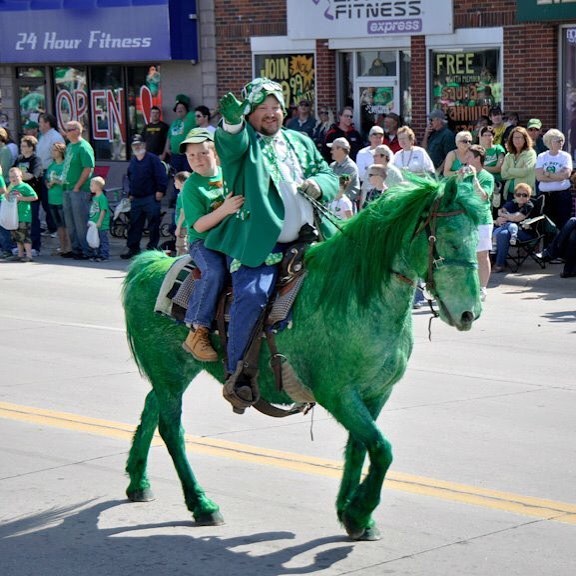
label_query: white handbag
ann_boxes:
[86,221,100,249]
[0,198,19,230]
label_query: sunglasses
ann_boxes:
[458,139,472,144]
[514,193,529,198]
[320,110,328,114]
[299,102,310,107]
[342,114,353,118]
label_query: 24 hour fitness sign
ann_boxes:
[287,0,453,38]
[0,5,171,63]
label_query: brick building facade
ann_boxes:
[214,0,573,150]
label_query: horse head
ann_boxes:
[411,177,483,331]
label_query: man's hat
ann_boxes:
[23,120,39,130]
[327,137,351,151]
[131,134,145,145]
[429,109,446,121]
[179,127,214,153]
[489,106,502,115]
[369,125,384,136]
[173,94,191,112]
[527,118,542,130]
[241,77,286,115]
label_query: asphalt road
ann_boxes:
[1,238,575,576]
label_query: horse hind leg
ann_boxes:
[126,390,159,502]
[156,396,224,526]
[334,395,392,541]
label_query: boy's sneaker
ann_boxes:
[509,234,517,246]
[19,256,33,263]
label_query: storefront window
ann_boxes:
[90,66,126,161]
[357,51,397,77]
[127,65,163,137]
[430,48,502,132]
[17,66,46,126]
[253,53,316,111]
[54,66,89,135]
[561,28,576,159]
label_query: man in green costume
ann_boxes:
[208,77,339,410]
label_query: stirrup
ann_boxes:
[223,361,260,414]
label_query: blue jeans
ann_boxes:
[0,225,15,254]
[89,229,110,259]
[127,195,162,252]
[185,240,227,328]
[494,222,533,266]
[63,189,91,256]
[226,256,280,374]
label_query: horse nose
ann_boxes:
[461,311,474,324]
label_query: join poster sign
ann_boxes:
[287,0,453,39]
[0,4,171,63]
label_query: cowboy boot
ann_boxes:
[182,327,218,362]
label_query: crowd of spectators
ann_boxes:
[2,97,575,287]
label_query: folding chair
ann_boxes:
[507,195,557,272]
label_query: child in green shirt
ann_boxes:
[3,167,38,262]
[88,176,111,261]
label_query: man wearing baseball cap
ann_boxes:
[527,118,546,154]
[328,137,360,209]
[355,125,385,200]
[209,77,339,411]
[422,108,455,172]
[120,134,168,259]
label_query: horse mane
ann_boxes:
[305,174,484,314]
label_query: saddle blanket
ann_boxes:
[154,255,306,329]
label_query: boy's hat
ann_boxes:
[23,120,39,130]
[489,105,503,115]
[369,125,384,136]
[173,94,191,112]
[527,118,542,130]
[131,134,145,145]
[327,137,351,151]
[179,127,214,153]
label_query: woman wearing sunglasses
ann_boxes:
[443,130,473,178]
[492,182,535,273]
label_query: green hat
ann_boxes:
[179,127,214,153]
[241,77,286,115]
[173,94,191,112]
[23,120,39,130]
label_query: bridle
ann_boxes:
[409,196,478,333]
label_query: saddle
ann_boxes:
[154,243,316,416]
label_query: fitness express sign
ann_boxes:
[287,0,453,38]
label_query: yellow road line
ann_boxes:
[1,401,574,525]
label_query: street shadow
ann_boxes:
[0,499,354,576]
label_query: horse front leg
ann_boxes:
[126,390,159,502]
[333,394,392,541]
[156,395,224,526]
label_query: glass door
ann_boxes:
[355,80,399,136]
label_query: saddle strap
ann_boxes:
[265,330,284,392]
[253,398,307,418]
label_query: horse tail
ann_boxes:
[122,251,176,380]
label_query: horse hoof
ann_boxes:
[355,525,381,541]
[194,510,225,526]
[127,488,155,502]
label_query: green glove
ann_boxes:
[219,92,249,125]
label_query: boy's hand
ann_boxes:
[220,191,244,215]
[219,92,248,125]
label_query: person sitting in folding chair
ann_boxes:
[538,217,576,278]
[492,182,536,273]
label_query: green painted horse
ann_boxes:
[123,176,483,541]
